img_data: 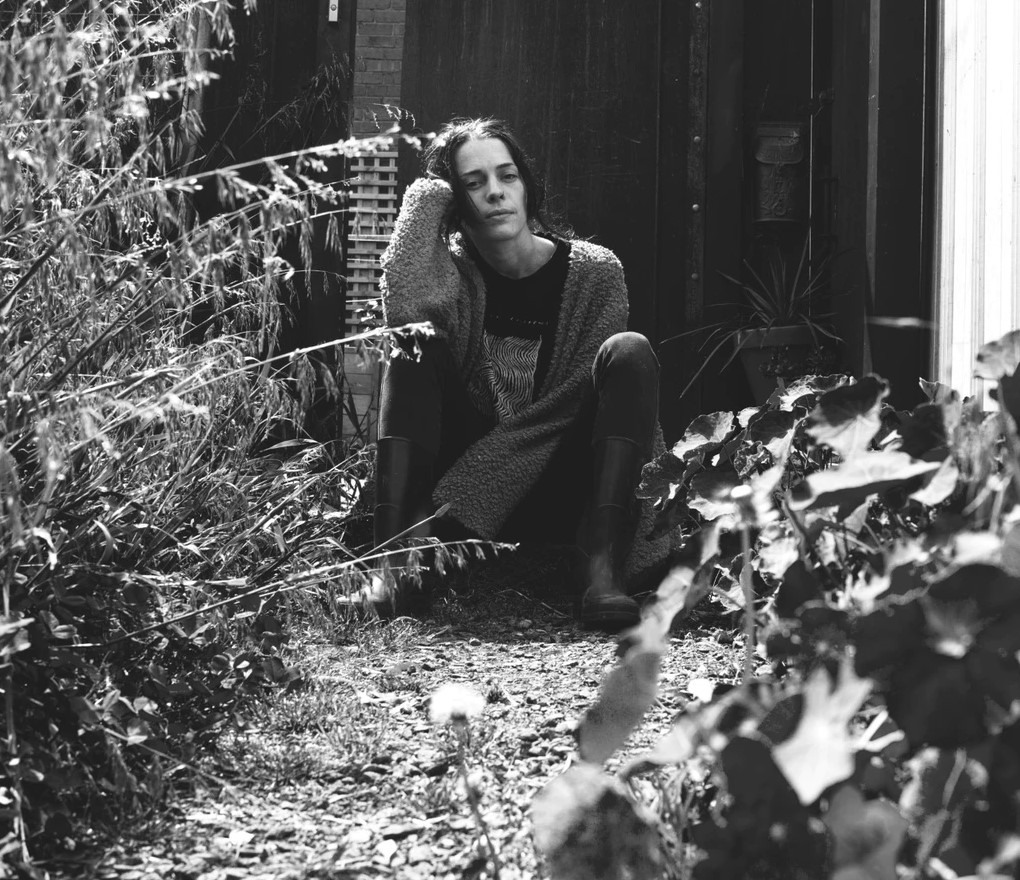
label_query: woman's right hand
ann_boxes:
[416,175,457,231]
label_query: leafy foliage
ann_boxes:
[0,2,400,868]
[669,238,842,397]
[537,330,1020,879]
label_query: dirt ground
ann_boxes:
[51,548,742,880]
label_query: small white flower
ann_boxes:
[429,682,486,726]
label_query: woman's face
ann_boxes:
[452,136,528,245]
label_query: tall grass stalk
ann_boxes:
[0,1,408,865]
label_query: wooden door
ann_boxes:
[401,0,697,438]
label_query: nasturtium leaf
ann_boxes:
[648,504,698,542]
[671,411,736,461]
[772,658,873,805]
[900,747,985,866]
[636,451,686,509]
[774,558,825,617]
[755,523,800,581]
[854,752,902,801]
[888,651,1020,749]
[767,602,853,665]
[991,363,1020,425]
[692,735,829,880]
[623,685,774,779]
[948,530,1003,566]
[628,565,701,647]
[623,696,731,777]
[769,373,854,411]
[908,456,958,507]
[895,402,950,459]
[721,427,748,465]
[757,693,805,745]
[929,564,1020,653]
[788,451,941,511]
[745,409,799,461]
[737,405,761,428]
[579,651,658,764]
[823,784,907,880]
[1002,523,1020,577]
[532,764,662,880]
[580,568,698,764]
[854,573,936,675]
[975,330,1020,380]
[733,444,772,480]
[687,468,743,521]
[805,375,890,459]
[919,377,958,404]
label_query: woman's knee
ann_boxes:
[593,331,659,380]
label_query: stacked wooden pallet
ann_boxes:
[342,150,399,442]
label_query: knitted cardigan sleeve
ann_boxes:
[431,240,629,538]
[379,178,466,342]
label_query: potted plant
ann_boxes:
[674,237,842,404]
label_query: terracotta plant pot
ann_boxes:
[735,325,829,404]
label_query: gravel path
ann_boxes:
[60,550,741,880]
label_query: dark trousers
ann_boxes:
[378,331,659,543]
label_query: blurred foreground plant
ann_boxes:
[0,1,416,868]
[536,330,1020,879]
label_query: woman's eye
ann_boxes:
[502,173,518,182]
[465,180,481,190]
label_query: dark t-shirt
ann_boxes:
[473,238,571,421]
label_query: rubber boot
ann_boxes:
[579,437,643,632]
[342,436,435,618]
[373,436,435,546]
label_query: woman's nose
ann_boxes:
[486,177,504,200]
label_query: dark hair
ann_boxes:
[421,117,567,237]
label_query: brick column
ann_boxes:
[344,1,406,442]
[351,0,406,137]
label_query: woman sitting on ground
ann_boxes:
[349,117,674,630]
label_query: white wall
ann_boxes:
[935,0,1020,400]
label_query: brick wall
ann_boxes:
[344,0,407,441]
[351,0,406,137]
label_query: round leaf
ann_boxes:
[975,330,1020,380]
[789,451,941,511]
[532,765,662,880]
[824,784,907,880]
[805,375,890,458]
[671,411,736,461]
[687,468,743,521]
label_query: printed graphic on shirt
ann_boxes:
[480,332,541,422]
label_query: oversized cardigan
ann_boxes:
[380,177,675,583]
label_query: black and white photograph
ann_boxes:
[2,1,1019,878]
